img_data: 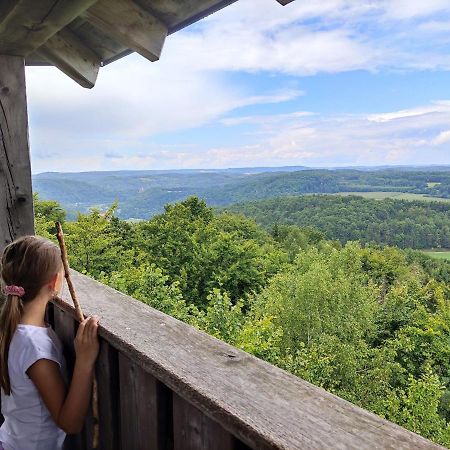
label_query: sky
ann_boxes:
[27,0,450,174]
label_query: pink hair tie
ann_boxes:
[4,285,25,297]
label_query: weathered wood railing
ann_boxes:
[48,270,445,450]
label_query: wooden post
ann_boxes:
[0,55,34,254]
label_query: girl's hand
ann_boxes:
[74,316,100,368]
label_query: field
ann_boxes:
[423,250,450,260]
[336,191,450,202]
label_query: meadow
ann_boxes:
[336,191,450,202]
[423,250,450,260]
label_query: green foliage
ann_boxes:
[271,224,327,261]
[196,289,244,344]
[228,194,450,249]
[103,263,198,324]
[32,194,450,447]
[259,243,379,348]
[62,203,130,278]
[33,193,66,239]
[137,197,285,307]
[380,369,450,446]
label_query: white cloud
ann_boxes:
[26,0,450,172]
[381,0,450,20]
[433,130,450,145]
[83,101,450,170]
[367,102,450,123]
[204,101,450,168]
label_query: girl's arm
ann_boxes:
[27,316,99,434]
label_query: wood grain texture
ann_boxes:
[0,0,97,56]
[52,271,446,450]
[38,28,100,88]
[119,352,172,450]
[0,54,34,254]
[173,393,235,450]
[14,0,238,69]
[83,0,167,62]
[96,340,121,450]
[53,306,95,450]
[67,19,127,62]
[53,307,83,450]
[136,0,237,33]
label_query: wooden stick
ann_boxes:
[55,222,100,448]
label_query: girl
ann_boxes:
[0,235,99,450]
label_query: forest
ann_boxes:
[33,167,450,219]
[34,194,450,447]
[226,194,450,249]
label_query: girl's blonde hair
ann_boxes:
[0,236,62,394]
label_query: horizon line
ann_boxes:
[32,163,450,176]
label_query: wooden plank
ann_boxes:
[55,271,447,450]
[45,300,55,328]
[101,0,238,66]
[0,0,97,56]
[53,307,83,450]
[137,0,238,33]
[0,0,16,24]
[53,306,76,365]
[37,29,100,88]
[9,1,241,71]
[95,339,121,450]
[83,0,167,62]
[0,55,34,255]
[173,393,234,450]
[119,352,172,450]
[25,51,52,66]
[66,19,128,62]
[53,306,96,450]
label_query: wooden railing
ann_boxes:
[47,270,445,450]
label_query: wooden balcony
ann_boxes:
[46,270,445,450]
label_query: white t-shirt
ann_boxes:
[0,324,67,450]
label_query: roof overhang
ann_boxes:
[0,0,295,88]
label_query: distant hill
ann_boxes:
[225,194,450,249]
[32,166,450,220]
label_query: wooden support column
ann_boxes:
[0,55,34,254]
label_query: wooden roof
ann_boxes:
[0,0,294,88]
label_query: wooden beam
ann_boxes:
[37,29,100,88]
[25,51,52,66]
[82,0,167,62]
[0,55,34,254]
[0,0,16,25]
[0,0,98,56]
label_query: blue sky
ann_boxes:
[27,0,450,173]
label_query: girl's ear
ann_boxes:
[48,273,58,291]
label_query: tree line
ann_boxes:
[225,194,450,249]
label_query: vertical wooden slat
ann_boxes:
[54,307,83,450]
[53,307,76,375]
[46,301,55,328]
[53,307,97,450]
[119,353,172,450]
[0,55,34,254]
[96,339,121,450]
[172,393,235,450]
